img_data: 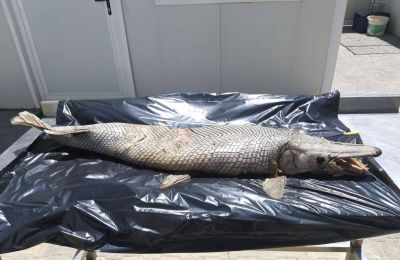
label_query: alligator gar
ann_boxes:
[11,111,382,199]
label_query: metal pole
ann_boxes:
[73,250,97,260]
[345,239,367,260]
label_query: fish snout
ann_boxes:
[323,143,382,175]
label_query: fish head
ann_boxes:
[278,132,382,176]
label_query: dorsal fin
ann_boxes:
[43,127,90,136]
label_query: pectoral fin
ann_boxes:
[160,174,192,189]
[263,176,287,200]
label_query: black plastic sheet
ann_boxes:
[1,91,400,254]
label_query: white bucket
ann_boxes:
[367,15,389,36]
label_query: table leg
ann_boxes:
[345,239,367,260]
[73,250,97,260]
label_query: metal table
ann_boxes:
[3,114,399,260]
[339,114,400,188]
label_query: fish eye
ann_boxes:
[316,156,325,164]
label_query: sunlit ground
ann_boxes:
[333,28,400,96]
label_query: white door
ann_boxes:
[3,0,135,101]
[123,0,341,96]
[122,0,221,96]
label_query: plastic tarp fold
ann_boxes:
[1,91,400,253]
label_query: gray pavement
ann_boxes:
[332,30,400,96]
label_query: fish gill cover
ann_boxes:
[0,91,400,253]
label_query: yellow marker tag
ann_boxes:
[344,131,361,135]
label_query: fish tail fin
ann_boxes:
[11,111,89,135]
[11,111,51,130]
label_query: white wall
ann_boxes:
[387,0,400,37]
[344,0,370,22]
[0,0,345,106]
[0,4,35,108]
[123,0,342,96]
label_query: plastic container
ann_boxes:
[367,15,389,36]
[353,13,368,33]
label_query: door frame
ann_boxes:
[0,0,40,107]
[1,0,135,103]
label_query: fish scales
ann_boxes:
[11,111,382,199]
[52,123,292,176]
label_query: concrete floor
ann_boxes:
[332,29,400,96]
